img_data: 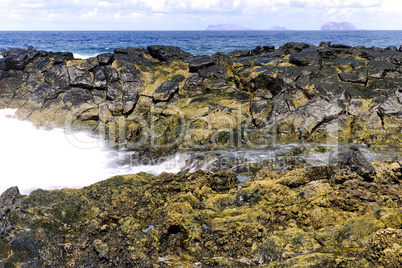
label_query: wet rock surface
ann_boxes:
[1,43,402,154]
[0,161,401,266]
[1,43,402,266]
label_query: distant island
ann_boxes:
[205,24,289,31]
[321,22,358,31]
[268,26,289,31]
[205,24,252,31]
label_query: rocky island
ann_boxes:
[321,22,358,31]
[0,41,402,266]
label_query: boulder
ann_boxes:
[198,65,227,79]
[97,53,114,65]
[147,45,192,61]
[328,145,375,175]
[106,81,122,101]
[63,87,95,108]
[93,65,119,88]
[114,47,147,57]
[188,55,216,72]
[278,42,313,54]
[153,80,179,102]
[183,75,204,96]
[373,51,402,65]
[67,65,93,87]
[44,63,70,89]
[378,89,402,115]
[289,48,322,67]
[0,187,22,207]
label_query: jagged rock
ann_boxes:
[147,45,192,61]
[328,145,375,176]
[106,81,122,100]
[122,90,139,114]
[29,83,58,103]
[188,55,217,72]
[289,48,322,66]
[44,63,70,89]
[339,69,367,83]
[67,65,93,87]
[114,47,147,57]
[198,64,227,79]
[279,42,313,54]
[0,187,21,208]
[0,58,16,71]
[153,80,179,102]
[93,65,119,88]
[373,51,402,65]
[63,87,95,108]
[97,53,114,65]
[1,43,402,154]
[183,75,204,96]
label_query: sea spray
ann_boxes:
[0,109,187,195]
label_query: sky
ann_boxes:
[1,0,402,31]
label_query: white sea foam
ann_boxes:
[0,109,186,195]
[73,53,92,59]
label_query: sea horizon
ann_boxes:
[1,30,402,58]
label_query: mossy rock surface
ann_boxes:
[1,161,402,266]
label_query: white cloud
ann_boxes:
[0,0,400,30]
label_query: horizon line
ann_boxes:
[0,29,401,32]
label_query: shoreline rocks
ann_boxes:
[1,42,402,157]
[1,42,402,266]
[0,161,401,266]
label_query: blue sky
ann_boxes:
[1,0,401,30]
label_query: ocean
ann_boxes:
[1,30,402,58]
[1,30,402,194]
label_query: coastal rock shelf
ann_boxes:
[1,42,402,154]
[0,160,401,266]
[1,42,402,266]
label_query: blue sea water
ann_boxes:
[1,30,402,58]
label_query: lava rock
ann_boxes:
[0,187,22,208]
[97,53,114,65]
[328,145,375,175]
[289,48,322,67]
[153,80,179,102]
[188,55,217,72]
[279,42,313,54]
[198,65,227,79]
[147,45,192,61]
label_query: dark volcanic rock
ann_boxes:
[147,45,192,61]
[378,89,402,115]
[67,65,93,87]
[114,47,147,57]
[279,42,313,54]
[188,55,217,72]
[329,145,375,174]
[93,65,119,88]
[97,53,114,65]
[1,42,402,155]
[289,48,322,67]
[44,63,70,89]
[198,64,227,79]
[183,75,205,96]
[63,87,94,108]
[373,51,402,65]
[0,187,22,207]
[153,80,179,102]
